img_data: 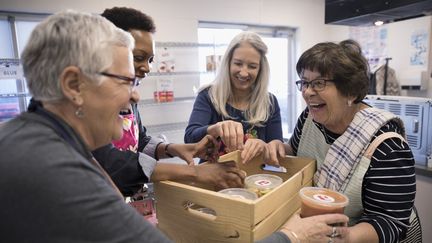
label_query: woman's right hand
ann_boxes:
[194,161,246,190]
[280,213,349,243]
[207,120,244,152]
[265,139,286,165]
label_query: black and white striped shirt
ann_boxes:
[290,108,416,243]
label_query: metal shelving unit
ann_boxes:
[138,97,195,107]
[147,71,211,77]
[155,42,226,48]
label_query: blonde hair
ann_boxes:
[201,31,272,127]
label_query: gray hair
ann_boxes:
[203,31,272,126]
[21,10,134,101]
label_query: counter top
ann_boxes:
[415,165,432,178]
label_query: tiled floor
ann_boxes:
[146,122,187,144]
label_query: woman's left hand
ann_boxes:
[240,138,268,164]
[280,213,349,243]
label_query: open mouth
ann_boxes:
[236,76,250,82]
[309,103,326,109]
[119,108,132,115]
[136,73,147,79]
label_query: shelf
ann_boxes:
[148,71,214,77]
[138,97,195,107]
[0,92,30,98]
[155,42,227,48]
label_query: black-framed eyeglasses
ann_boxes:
[99,72,141,88]
[295,78,334,92]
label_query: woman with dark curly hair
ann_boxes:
[268,40,421,243]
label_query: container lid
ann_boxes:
[299,187,349,207]
[244,174,283,190]
[218,188,258,200]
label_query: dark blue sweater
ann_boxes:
[184,88,283,144]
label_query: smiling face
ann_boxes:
[118,29,153,113]
[80,46,137,146]
[229,42,261,95]
[130,29,154,79]
[301,69,354,133]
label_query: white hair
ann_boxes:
[21,10,134,101]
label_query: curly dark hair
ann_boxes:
[101,7,156,33]
[296,39,369,103]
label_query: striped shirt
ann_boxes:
[290,108,416,243]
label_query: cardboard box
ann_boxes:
[154,152,316,243]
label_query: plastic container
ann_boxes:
[244,174,283,197]
[218,188,258,200]
[299,187,349,218]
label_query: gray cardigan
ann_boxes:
[0,108,171,243]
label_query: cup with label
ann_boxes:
[299,187,349,218]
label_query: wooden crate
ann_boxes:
[154,152,316,243]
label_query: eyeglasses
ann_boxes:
[295,78,334,92]
[99,72,141,88]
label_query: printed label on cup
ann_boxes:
[254,179,272,187]
[313,194,335,203]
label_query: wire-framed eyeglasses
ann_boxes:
[295,78,334,92]
[99,72,141,88]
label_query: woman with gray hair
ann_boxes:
[185,31,283,163]
[0,10,172,242]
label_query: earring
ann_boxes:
[347,100,353,107]
[75,107,84,118]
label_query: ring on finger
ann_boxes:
[331,226,339,238]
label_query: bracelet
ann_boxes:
[164,143,174,158]
[281,227,300,243]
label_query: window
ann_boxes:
[197,22,298,138]
[0,12,46,122]
[0,19,14,58]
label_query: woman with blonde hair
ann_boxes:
[185,31,283,163]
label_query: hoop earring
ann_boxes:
[75,107,84,118]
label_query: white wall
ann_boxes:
[0,0,346,125]
[328,16,432,99]
[0,0,340,48]
[2,0,429,97]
